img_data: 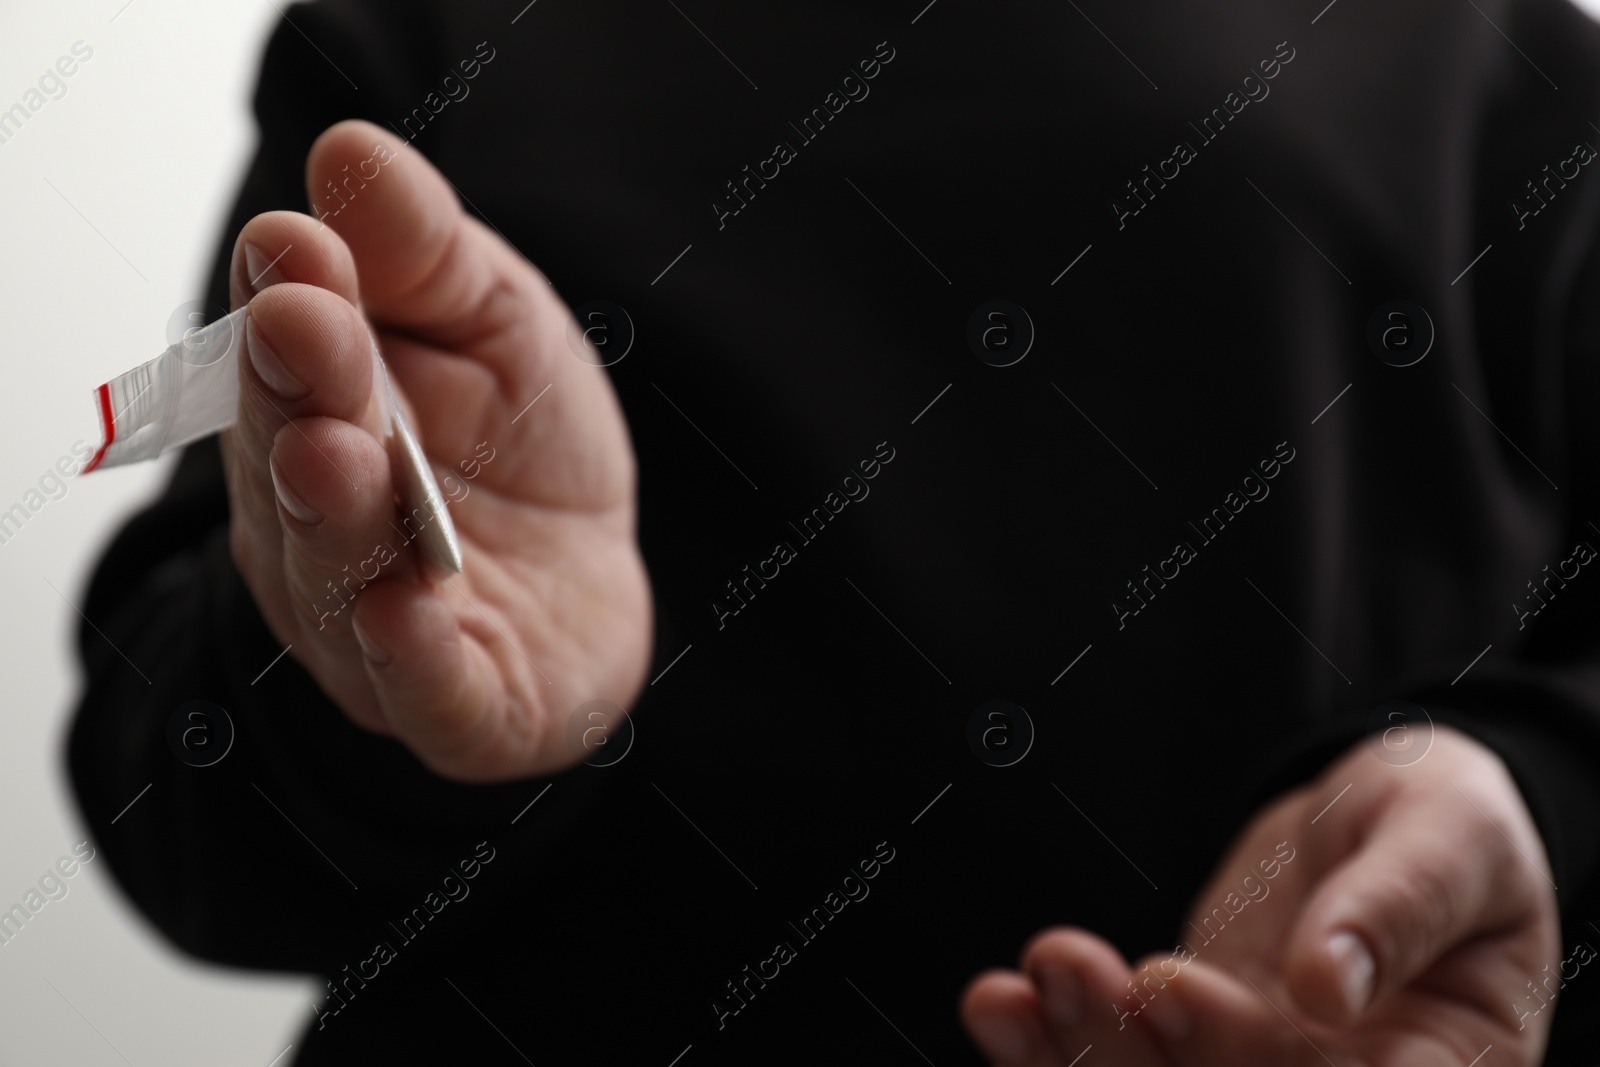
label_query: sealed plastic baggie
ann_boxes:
[84,308,463,576]
[84,307,249,473]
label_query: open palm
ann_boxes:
[962,727,1562,1066]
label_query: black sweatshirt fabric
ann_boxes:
[67,0,1600,1062]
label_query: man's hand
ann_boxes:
[960,726,1563,1065]
[219,119,652,781]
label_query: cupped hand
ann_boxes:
[220,119,652,781]
[961,726,1562,1066]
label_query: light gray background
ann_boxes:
[0,3,307,1064]
[3,1,1599,1063]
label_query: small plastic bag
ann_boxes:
[85,307,249,472]
[85,309,463,576]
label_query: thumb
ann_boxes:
[1282,783,1522,1026]
[303,119,632,513]
[303,120,545,394]
[305,120,479,329]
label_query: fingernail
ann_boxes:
[243,241,287,294]
[351,617,392,666]
[1037,964,1082,1027]
[247,313,309,400]
[969,1014,1030,1062]
[1141,989,1190,1040]
[1328,931,1375,1016]
[269,456,322,526]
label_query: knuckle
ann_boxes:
[1362,858,1458,969]
[239,386,289,455]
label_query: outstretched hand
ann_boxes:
[220,119,652,781]
[961,726,1562,1066]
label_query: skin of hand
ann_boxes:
[960,725,1563,1066]
[218,119,652,781]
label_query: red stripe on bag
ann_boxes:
[83,382,115,474]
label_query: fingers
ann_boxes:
[961,928,1172,1066]
[221,211,363,540]
[972,935,1502,1067]
[1284,774,1533,1027]
[1122,954,1313,1066]
[962,971,1070,1066]
[306,120,636,513]
[236,283,381,461]
[217,209,423,738]
[268,415,407,652]
[1020,929,1171,1064]
[1124,954,1475,1066]
[347,578,511,781]
[228,209,359,312]
[227,283,390,618]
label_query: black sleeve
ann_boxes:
[1244,173,1600,1053]
[63,0,665,974]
